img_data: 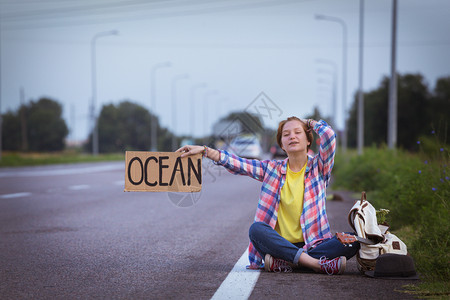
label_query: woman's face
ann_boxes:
[280,120,310,155]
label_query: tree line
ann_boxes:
[347,74,449,150]
[1,98,177,153]
[2,98,68,151]
[1,73,448,153]
[85,101,175,153]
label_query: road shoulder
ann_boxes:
[249,190,419,299]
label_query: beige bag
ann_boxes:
[381,232,408,255]
[348,192,384,243]
[348,192,408,273]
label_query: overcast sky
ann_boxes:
[2,0,449,141]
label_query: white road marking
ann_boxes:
[211,248,260,300]
[68,185,90,190]
[1,192,32,199]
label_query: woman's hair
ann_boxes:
[276,116,314,151]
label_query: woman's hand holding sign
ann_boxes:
[176,145,221,162]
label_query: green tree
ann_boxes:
[1,111,21,151]
[347,73,431,150]
[397,74,430,149]
[97,103,120,153]
[1,98,68,152]
[86,100,174,153]
[431,76,450,142]
[363,78,389,147]
[27,98,68,151]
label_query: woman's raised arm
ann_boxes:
[176,145,220,162]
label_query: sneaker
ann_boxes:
[319,256,346,275]
[264,254,293,273]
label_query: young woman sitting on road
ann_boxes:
[177,117,359,274]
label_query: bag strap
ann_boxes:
[347,209,356,232]
[348,191,367,231]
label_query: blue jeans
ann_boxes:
[249,222,360,266]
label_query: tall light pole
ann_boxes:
[150,61,171,151]
[0,7,3,160]
[316,59,338,127]
[315,14,348,153]
[171,74,189,150]
[91,29,118,156]
[203,90,218,138]
[388,0,398,149]
[190,83,207,138]
[357,0,365,155]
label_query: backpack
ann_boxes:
[348,191,408,273]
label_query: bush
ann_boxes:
[333,138,449,283]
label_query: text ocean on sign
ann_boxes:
[124,152,202,192]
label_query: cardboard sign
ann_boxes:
[125,151,202,192]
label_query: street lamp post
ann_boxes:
[0,10,3,160]
[357,0,365,155]
[315,14,348,153]
[388,0,398,149]
[91,29,118,156]
[171,74,189,150]
[190,83,207,138]
[150,61,171,151]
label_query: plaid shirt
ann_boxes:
[216,120,336,267]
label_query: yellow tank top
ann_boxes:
[275,162,306,243]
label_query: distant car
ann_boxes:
[270,144,286,159]
[229,135,263,159]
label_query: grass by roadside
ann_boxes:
[332,141,449,298]
[0,151,124,167]
[395,227,450,300]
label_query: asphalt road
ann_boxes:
[0,161,418,299]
